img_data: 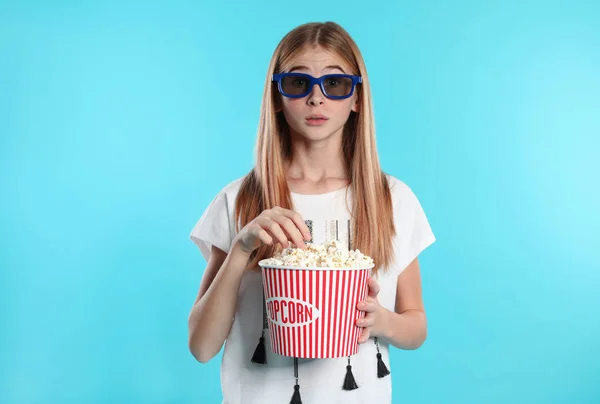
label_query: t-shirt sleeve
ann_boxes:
[189,190,233,262]
[391,181,436,276]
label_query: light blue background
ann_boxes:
[2,1,599,403]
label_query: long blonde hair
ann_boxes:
[235,22,395,273]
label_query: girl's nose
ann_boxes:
[306,83,325,106]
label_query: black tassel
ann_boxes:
[290,384,302,404]
[342,357,359,390]
[374,338,390,378]
[290,357,302,404]
[251,332,267,364]
[376,353,390,378]
[251,291,268,364]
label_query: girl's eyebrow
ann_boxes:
[288,65,347,74]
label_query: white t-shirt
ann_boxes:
[189,175,436,404]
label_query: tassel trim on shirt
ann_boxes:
[342,356,359,390]
[251,330,267,364]
[251,290,269,364]
[290,357,302,404]
[374,337,390,378]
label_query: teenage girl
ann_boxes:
[188,21,436,404]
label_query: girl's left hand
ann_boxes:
[356,277,387,343]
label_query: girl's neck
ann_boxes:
[285,127,349,194]
[285,151,348,195]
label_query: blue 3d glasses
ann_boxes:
[272,72,362,100]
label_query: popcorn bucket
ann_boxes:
[257,262,373,359]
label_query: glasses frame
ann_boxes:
[272,72,362,100]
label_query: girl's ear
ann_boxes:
[273,82,283,112]
[274,100,282,113]
[351,96,359,113]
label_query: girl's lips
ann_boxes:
[305,118,328,126]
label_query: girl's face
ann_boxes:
[278,45,359,144]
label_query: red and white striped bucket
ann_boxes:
[258,263,373,359]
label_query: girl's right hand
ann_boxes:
[233,207,312,254]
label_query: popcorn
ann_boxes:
[261,239,374,268]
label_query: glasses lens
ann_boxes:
[281,75,310,96]
[323,76,353,97]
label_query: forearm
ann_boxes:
[379,308,427,350]
[188,244,251,363]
